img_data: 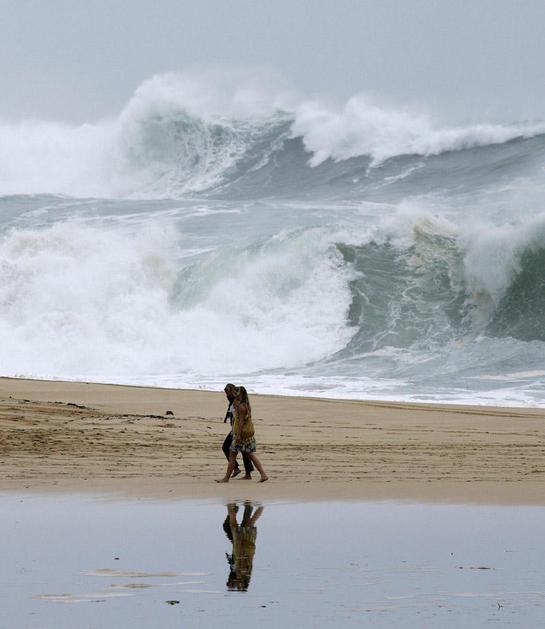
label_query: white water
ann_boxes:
[2,72,545,405]
[1,72,543,198]
[0,217,353,381]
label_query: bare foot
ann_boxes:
[231,468,241,478]
[215,478,229,483]
[235,474,252,480]
[258,476,269,483]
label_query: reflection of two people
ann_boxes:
[223,502,263,591]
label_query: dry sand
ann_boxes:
[1,377,544,504]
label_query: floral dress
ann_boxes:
[230,406,257,453]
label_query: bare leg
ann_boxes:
[216,451,238,483]
[240,452,254,479]
[228,503,238,527]
[247,453,268,482]
[248,506,264,526]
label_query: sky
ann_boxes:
[2,0,545,123]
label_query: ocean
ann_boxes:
[2,72,545,406]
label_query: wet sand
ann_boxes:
[6,496,545,628]
[1,377,545,504]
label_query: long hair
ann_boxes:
[237,386,251,414]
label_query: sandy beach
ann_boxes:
[0,377,544,504]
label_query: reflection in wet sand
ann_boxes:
[6,496,545,627]
[223,502,263,591]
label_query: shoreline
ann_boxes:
[1,376,545,505]
[1,374,541,411]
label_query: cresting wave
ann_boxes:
[339,211,545,354]
[0,217,353,379]
[2,203,545,389]
[3,70,545,405]
[1,72,545,199]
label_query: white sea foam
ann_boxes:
[459,210,545,333]
[0,119,117,197]
[3,71,545,406]
[292,94,545,166]
[1,71,544,198]
[0,219,353,381]
[359,203,545,326]
[3,194,545,404]
[0,205,545,386]
[0,71,293,198]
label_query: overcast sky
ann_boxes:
[2,0,545,123]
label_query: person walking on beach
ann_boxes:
[216,386,268,483]
[222,383,254,480]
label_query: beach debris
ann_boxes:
[165,600,180,605]
[458,566,492,570]
[165,410,174,416]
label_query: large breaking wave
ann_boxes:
[2,200,545,397]
[3,71,545,405]
[0,217,353,379]
[1,72,545,199]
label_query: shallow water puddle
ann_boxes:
[1,495,545,628]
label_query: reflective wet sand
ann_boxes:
[2,495,545,628]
